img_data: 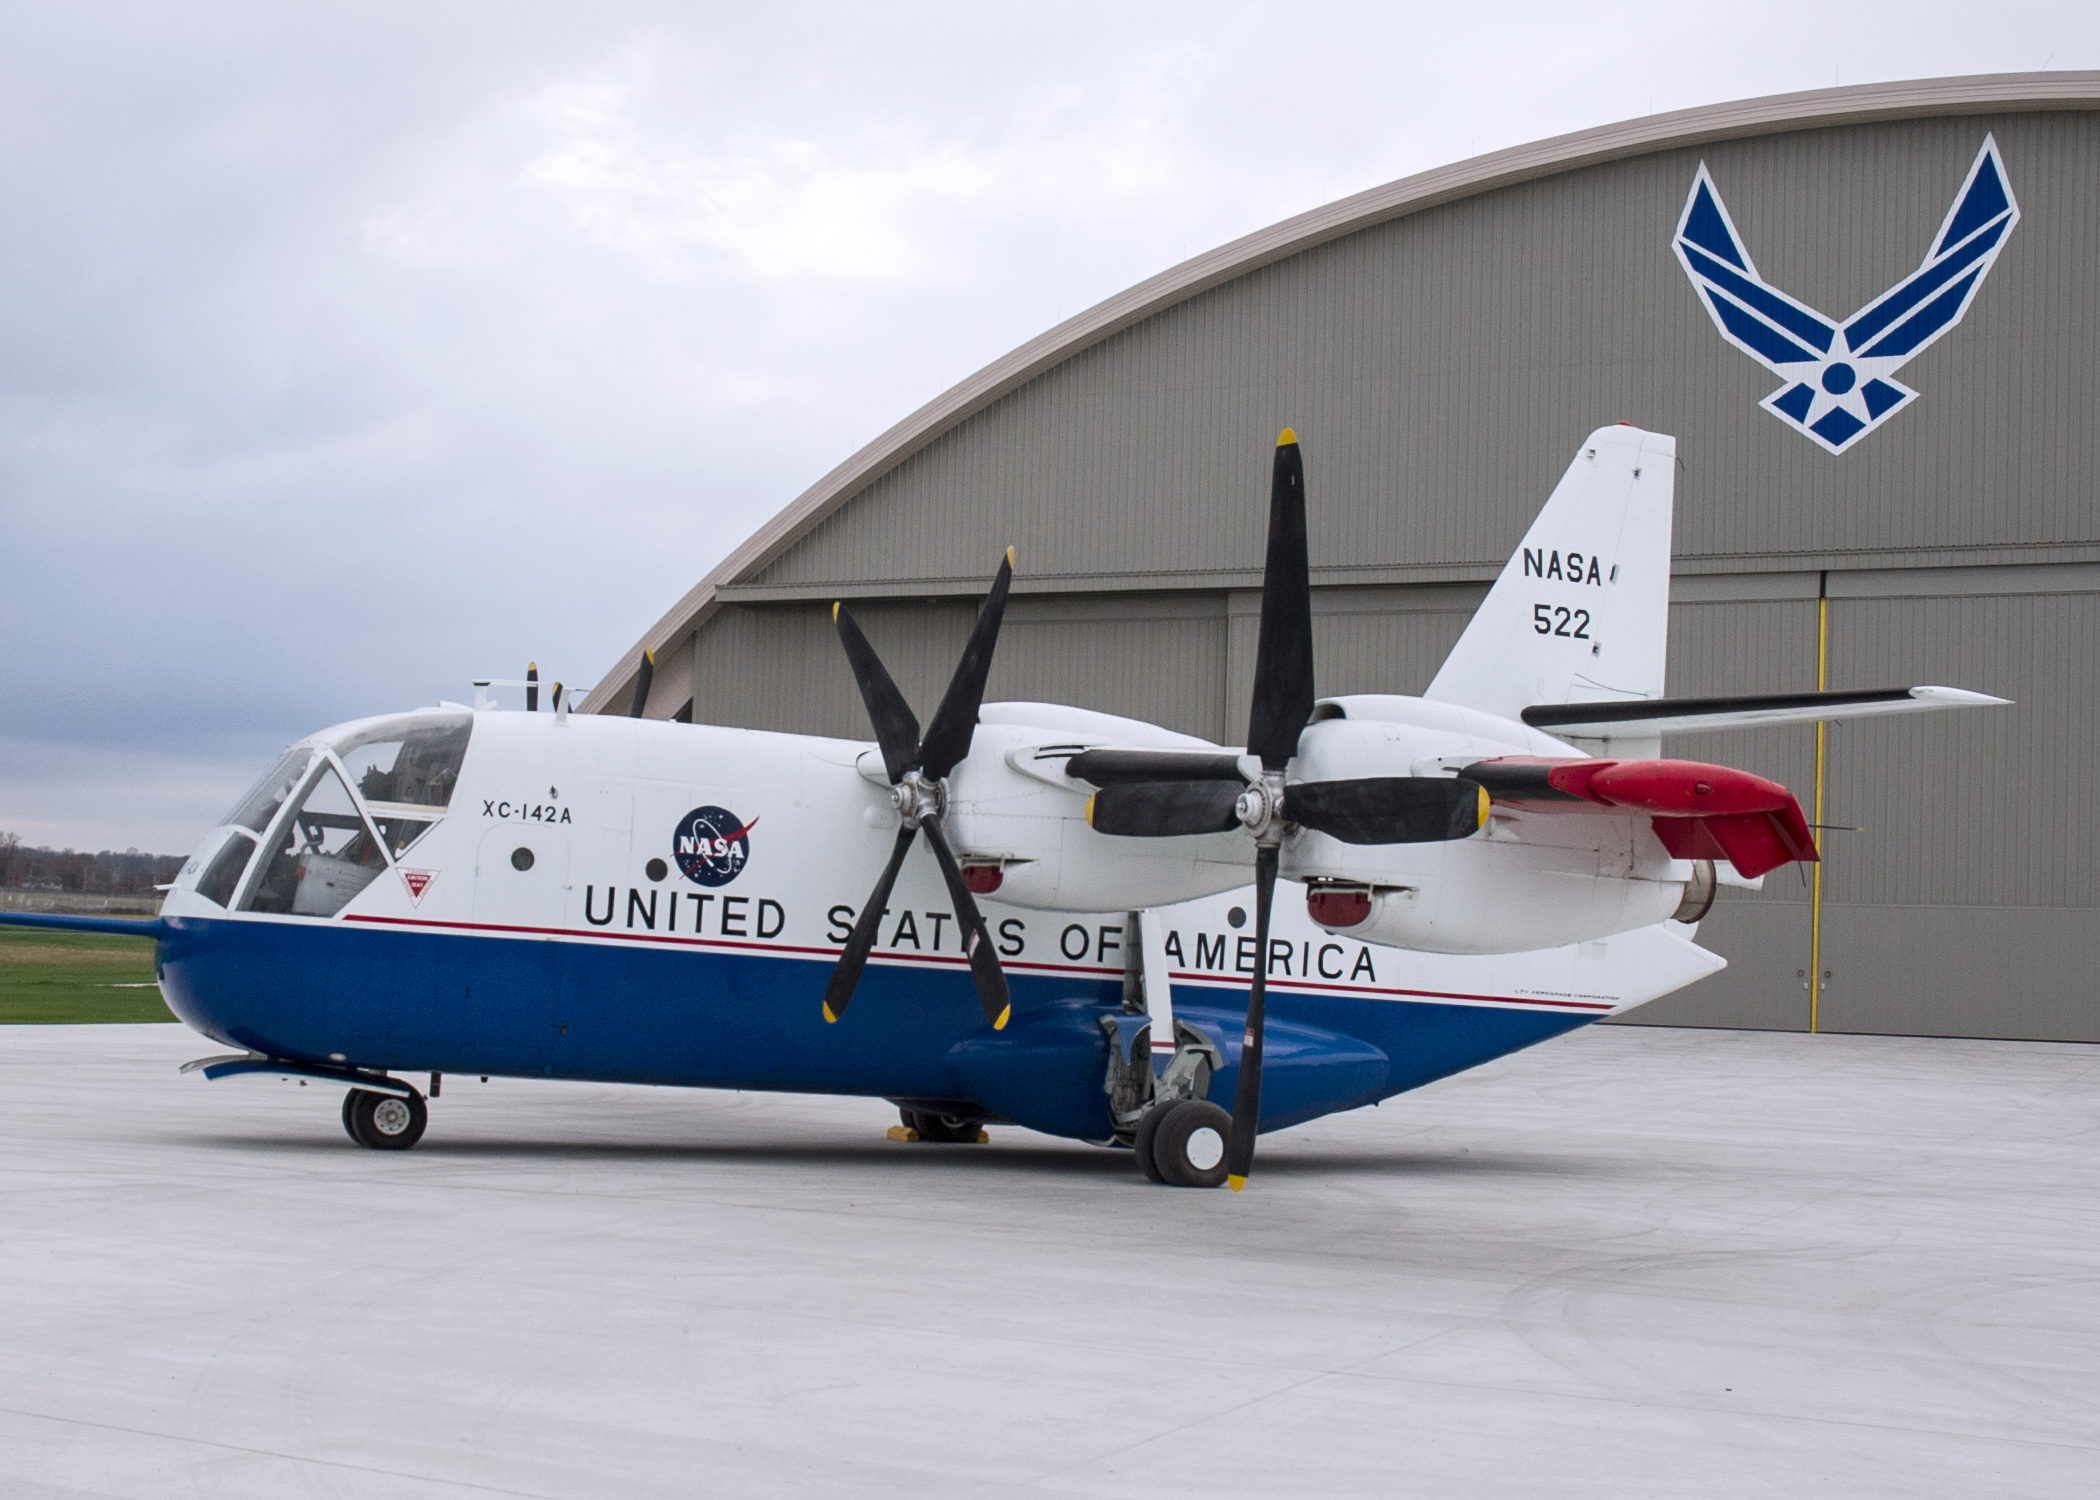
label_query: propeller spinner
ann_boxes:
[823,549,1017,1031]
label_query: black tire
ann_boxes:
[912,1110,985,1144]
[1152,1100,1232,1188]
[1133,1102,1171,1184]
[344,1087,427,1150]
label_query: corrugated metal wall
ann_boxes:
[687,109,2100,1041]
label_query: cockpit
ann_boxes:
[186,711,473,919]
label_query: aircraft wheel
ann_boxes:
[1151,1100,1232,1189]
[344,1088,427,1150]
[906,1108,986,1144]
[1132,1102,1170,1184]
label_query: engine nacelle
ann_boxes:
[934,708,1254,912]
[1285,708,1689,953]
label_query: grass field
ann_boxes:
[0,926,173,1024]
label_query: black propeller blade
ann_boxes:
[1285,777,1489,845]
[1247,432,1315,772]
[821,825,915,1025]
[824,550,1016,1031]
[628,649,655,717]
[1087,781,1242,837]
[1225,843,1280,1191]
[1064,748,1247,786]
[833,605,920,781]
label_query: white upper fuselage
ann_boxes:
[165,695,1694,966]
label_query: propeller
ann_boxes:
[1076,430,1490,1190]
[627,649,655,717]
[526,662,539,713]
[823,549,1017,1031]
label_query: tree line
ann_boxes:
[0,833,186,895]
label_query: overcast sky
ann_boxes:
[3,2,2093,854]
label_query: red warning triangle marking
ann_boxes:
[400,870,436,905]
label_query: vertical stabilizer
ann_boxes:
[1426,425,1676,726]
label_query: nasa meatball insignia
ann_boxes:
[674,805,757,887]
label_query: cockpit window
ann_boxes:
[336,714,471,810]
[223,748,314,833]
[194,830,259,908]
[241,763,389,918]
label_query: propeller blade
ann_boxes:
[1245,430,1315,770]
[1287,777,1490,845]
[1064,748,1248,786]
[1087,780,1244,837]
[627,649,654,718]
[1225,844,1280,1190]
[918,813,1013,1030]
[833,604,922,783]
[526,662,539,713]
[917,549,1015,781]
[821,824,917,1024]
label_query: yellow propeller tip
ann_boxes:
[528,661,537,671]
[1005,545,1016,567]
[821,1003,838,1024]
[993,1005,1012,1031]
[1085,793,1097,828]
[831,602,841,621]
[1277,427,1297,446]
[643,648,655,664]
[1228,1175,1248,1191]
[1477,785,1491,829]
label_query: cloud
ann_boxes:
[1,0,2095,853]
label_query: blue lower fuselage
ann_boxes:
[154,914,1592,1141]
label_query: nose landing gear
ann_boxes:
[343,1086,428,1150]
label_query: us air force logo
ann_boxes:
[1674,136,2018,455]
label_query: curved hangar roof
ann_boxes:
[595,71,2100,721]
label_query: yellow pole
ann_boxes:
[1809,586,1828,1034]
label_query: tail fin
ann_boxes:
[1426,424,1676,724]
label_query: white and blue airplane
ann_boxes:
[1,425,2003,1188]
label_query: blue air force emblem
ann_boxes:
[1674,136,2018,455]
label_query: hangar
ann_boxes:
[595,73,2100,1043]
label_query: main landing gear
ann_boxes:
[342,1086,428,1150]
[889,1106,990,1144]
[1134,1099,1234,1188]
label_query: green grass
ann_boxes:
[0,926,174,1024]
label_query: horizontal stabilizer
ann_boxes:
[1522,685,2006,738]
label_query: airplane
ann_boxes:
[0,423,2004,1190]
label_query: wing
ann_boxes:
[1673,164,1838,376]
[1521,685,2007,738]
[1840,134,2020,363]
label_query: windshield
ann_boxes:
[242,763,389,918]
[222,748,314,833]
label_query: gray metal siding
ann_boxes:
[681,108,2100,1041]
[1812,586,2100,1040]
[740,111,2100,600]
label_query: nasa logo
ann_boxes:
[673,805,757,887]
[1674,136,2019,455]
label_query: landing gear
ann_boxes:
[898,1107,988,1144]
[342,1087,428,1150]
[1134,1099,1233,1188]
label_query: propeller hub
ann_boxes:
[1235,771,1289,844]
[892,770,945,829]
